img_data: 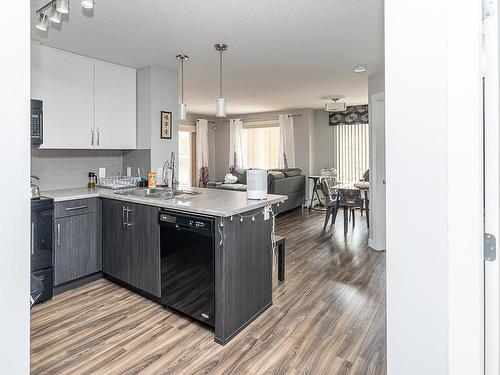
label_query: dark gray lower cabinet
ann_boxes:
[54,210,100,286]
[102,199,161,297]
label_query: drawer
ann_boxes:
[54,198,98,218]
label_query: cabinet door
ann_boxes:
[94,61,136,149]
[54,213,99,285]
[31,45,95,149]
[127,203,161,297]
[102,199,129,282]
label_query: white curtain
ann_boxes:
[229,118,245,169]
[196,119,209,187]
[278,114,295,169]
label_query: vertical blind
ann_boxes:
[333,123,369,184]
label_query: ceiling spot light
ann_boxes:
[176,54,189,121]
[354,64,367,73]
[215,43,228,118]
[56,0,69,14]
[36,13,49,31]
[48,3,62,23]
[81,0,94,9]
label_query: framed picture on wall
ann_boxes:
[160,111,172,139]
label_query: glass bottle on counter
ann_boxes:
[88,172,97,189]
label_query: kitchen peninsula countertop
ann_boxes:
[42,187,287,217]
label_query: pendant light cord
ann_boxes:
[181,59,184,103]
[219,50,223,98]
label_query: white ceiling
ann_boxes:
[31,0,383,116]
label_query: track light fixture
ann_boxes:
[55,0,69,14]
[80,0,94,9]
[35,0,95,33]
[35,13,49,31]
[48,2,62,24]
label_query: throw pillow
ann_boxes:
[224,173,238,184]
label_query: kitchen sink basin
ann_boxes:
[114,188,201,200]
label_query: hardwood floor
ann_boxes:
[31,209,386,375]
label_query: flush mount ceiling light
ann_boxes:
[35,13,49,31]
[176,54,189,121]
[48,2,62,23]
[354,64,367,73]
[56,0,69,14]
[215,43,228,118]
[81,0,94,9]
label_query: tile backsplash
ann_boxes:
[31,149,124,191]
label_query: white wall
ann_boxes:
[311,110,334,175]
[137,65,179,180]
[385,1,483,374]
[0,2,30,373]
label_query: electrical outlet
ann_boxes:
[99,168,106,178]
[126,167,131,177]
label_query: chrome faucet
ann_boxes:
[162,152,178,191]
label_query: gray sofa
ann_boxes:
[207,168,305,215]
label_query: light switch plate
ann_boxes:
[126,167,131,177]
[99,168,106,178]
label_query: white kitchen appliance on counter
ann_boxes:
[247,169,267,200]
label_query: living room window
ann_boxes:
[333,123,369,183]
[242,120,280,169]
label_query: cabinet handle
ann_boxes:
[56,223,61,247]
[65,205,88,211]
[126,207,133,227]
[97,127,100,146]
[122,206,127,228]
[31,222,35,255]
[91,128,94,146]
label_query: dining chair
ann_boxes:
[320,177,338,231]
[337,189,363,235]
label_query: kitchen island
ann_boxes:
[43,187,287,345]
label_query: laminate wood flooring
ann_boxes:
[31,208,386,375]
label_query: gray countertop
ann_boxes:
[42,187,287,217]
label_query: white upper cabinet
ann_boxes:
[31,45,137,150]
[95,61,136,149]
[31,45,95,149]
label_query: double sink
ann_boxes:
[114,187,201,200]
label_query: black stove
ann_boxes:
[31,196,54,305]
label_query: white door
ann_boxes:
[484,2,500,374]
[31,45,95,149]
[94,60,136,149]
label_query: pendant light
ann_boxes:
[176,54,189,121]
[215,43,228,117]
[35,13,49,31]
[56,0,69,14]
[48,2,62,24]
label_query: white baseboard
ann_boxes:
[369,238,386,252]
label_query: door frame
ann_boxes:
[483,1,500,374]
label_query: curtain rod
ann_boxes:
[221,114,302,123]
[195,119,216,124]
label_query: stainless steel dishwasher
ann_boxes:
[159,210,215,327]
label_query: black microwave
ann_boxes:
[31,99,43,145]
